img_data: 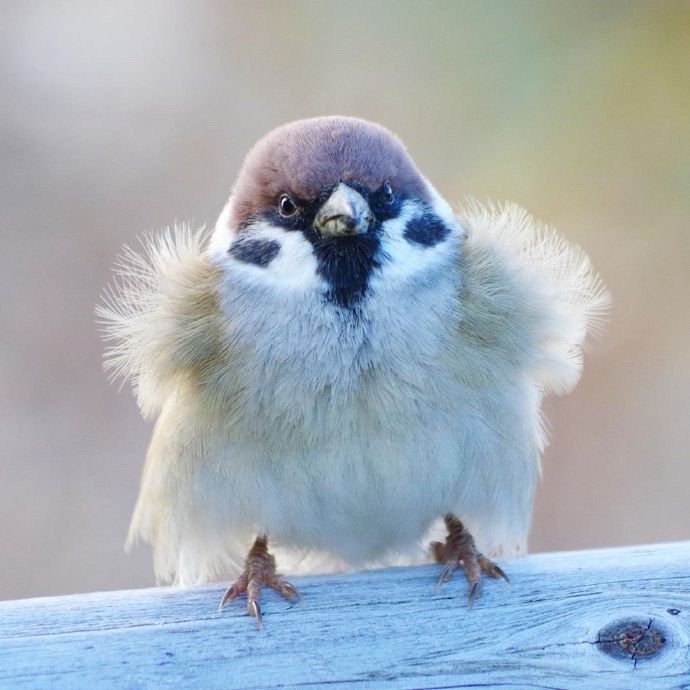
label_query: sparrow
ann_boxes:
[99,116,609,629]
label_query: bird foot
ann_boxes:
[431,513,509,606]
[218,535,301,629]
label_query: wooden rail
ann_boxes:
[0,541,688,689]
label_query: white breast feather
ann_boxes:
[99,202,608,585]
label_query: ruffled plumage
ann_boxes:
[98,204,608,585]
[458,201,609,395]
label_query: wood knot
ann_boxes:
[597,618,666,662]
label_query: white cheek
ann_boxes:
[209,214,324,294]
[208,200,235,260]
[262,227,323,291]
[374,201,462,286]
[422,175,466,239]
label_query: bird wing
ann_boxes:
[97,225,226,419]
[455,201,610,396]
[439,202,609,557]
[98,226,246,583]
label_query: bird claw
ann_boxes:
[432,514,509,605]
[434,563,455,593]
[218,585,239,612]
[217,536,300,629]
[490,563,510,584]
[274,580,302,603]
[248,598,263,630]
[467,579,483,608]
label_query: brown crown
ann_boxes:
[228,116,430,227]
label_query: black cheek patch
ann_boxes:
[229,238,280,267]
[403,213,451,247]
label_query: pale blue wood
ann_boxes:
[1,542,689,689]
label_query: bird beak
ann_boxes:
[314,183,373,238]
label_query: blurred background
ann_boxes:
[1,1,688,600]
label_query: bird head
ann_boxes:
[210,116,462,308]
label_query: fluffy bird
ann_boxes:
[99,116,608,628]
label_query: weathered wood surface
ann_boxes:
[0,542,688,690]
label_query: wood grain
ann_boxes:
[1,541,688,689]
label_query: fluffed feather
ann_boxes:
[99,204,609,585]
[98,226,225,419]
[457,201,609,396]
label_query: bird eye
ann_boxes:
[382,181,394,204]
[278,194,297,217]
